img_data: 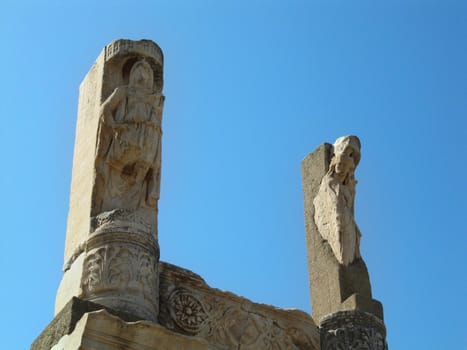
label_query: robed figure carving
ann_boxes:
[302,134,384,323]
[94,59,164,214]
[313,136,361,266]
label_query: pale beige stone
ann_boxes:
[51,309,209,350]
[63,39,164,267]
[55,39,164,321]
[50,309,87,350]
[55,253,85,315]
[158,262,320,350]
[302,138,384,323]
[37,261,321,350]
[94,59,164,214]
[64,57,104,266]
[313,136,361,266]
[81,223,160,321]
[41,39,324,350]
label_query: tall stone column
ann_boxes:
[301,136,388,349]
[55,39,164,322]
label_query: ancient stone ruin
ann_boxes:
[32,39,388,350]
[302,138,387,349]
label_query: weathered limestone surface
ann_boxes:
[313,136,362,266]
[50,309,209,350]
[34,40,397,350]
[35,262,320,350]
[32,297,148,350]
[320,311,387,350]
[159,262,320,350]
[301,137,383,323]
[62,39,164,265]
[55,39,164,322]
[32,298,105,350]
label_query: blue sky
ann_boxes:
[1,1,466,349]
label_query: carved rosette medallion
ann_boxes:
[168,288,208,334]
[320,311,388,350]
[160,280,318,350]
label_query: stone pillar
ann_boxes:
[301,136,388,349]
[55,39,164,322]
[320,311,387,350]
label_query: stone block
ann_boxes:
[32,297,105,350]
[50,309,209,350]
[301,139,384,323]
[55,253,85,315]
[158,262,320,350]
[35,262,321,350]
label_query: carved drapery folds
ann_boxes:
[313,136,361,266]
[81,40,164,322]
[302,137,384,322]
[94,58,164,214]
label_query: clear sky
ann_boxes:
[1,1,466,349]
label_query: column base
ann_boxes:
[319,310,388,350]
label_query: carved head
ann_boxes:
[329,135,361,185]
[129,59,154,90]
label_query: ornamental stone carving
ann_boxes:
[159,263,319,350]
[36,39,392,350]
[83,244,158,296]
[322,327,386,350]
[82,232,160,322]
[320,311,388,350]
[94,59,164,214]
[313,136,362,266]
[302,137,384,322]
[168,288,208,334]
[54,40,164,322]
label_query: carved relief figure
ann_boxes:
[95,59,164,213]
[313,136,361,266]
